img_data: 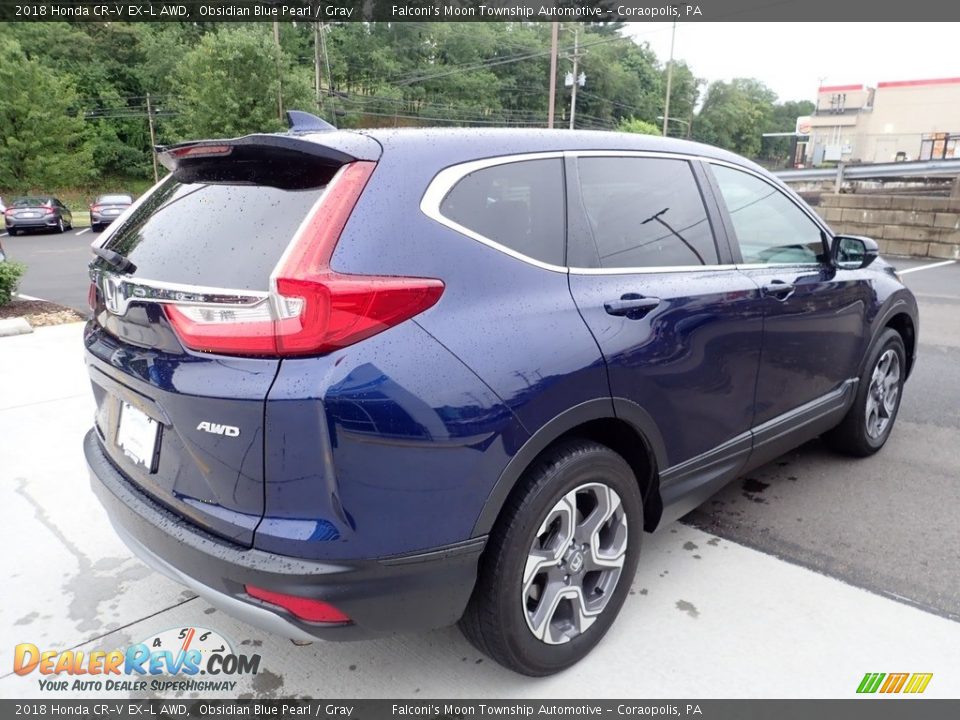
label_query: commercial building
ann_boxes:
[805,77,960,165]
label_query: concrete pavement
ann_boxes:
[1,319,958,699]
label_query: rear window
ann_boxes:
[97,177,324,291]
[98,194,133,204]
[13,197,48,207]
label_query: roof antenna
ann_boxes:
[286,110,336,133]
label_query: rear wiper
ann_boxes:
[92,246,137,274]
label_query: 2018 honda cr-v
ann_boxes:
[85,112,918,676]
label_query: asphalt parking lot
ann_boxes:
[2,227,99,311]
[0,240,958,697]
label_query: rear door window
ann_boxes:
[573,156,720,269]
[96,178,324,291]
[439,158,565,266]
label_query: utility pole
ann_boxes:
[661,21,677,137]
[547,21,558,128]
[145,93,158,183]
[314,23,322,113]
[318,22,336,124]
[569,25,580,131]
[273,21,283,121]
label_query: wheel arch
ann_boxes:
[471,398,668,537]
[884,311,916,378]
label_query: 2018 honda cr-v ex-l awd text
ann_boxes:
[85,112,918,676]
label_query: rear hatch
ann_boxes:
[85,131,381,547]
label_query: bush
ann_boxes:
[0,261,26,306]
[617,117,662,136]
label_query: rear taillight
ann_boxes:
[43,206,54,215]
[87,282,97,312]
[244,585,350,624]
[3,208,13,216]
[91,205,102,213]
[164,161,444,357]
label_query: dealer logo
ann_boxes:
[14,626,261,693]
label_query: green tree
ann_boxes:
[618,117,661,135]
[171,26,312,139]
[0,37,93,190]
[694,78,778,157]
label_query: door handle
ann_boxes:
[604,294,661,319]
[762,280,795,300]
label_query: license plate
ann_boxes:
[116,402,159,469]
[104,209,120,215]
[22,212,39,218]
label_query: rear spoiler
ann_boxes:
[157,114,381,176]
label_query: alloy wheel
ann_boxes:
[521,482,628,645]
[865,348,901,439]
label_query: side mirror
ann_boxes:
[831,235,879,270]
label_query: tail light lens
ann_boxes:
[91,205,102,213]
[42,206,55,215]
[165,161,444,357]
[244,585,350,624]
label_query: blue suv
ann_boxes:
[85,115,918,675]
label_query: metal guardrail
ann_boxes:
[776,158,960,185]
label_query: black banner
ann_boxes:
[0,0,956,22]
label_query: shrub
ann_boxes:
[0,260,26,306]
[617,117,662,136]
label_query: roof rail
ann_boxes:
[286,110,336,133]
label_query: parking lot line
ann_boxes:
[899,259,957,275]
[75,228,90,236]
[0,232,7,237]
[16,293,44,301]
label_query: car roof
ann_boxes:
[350,127,763,171]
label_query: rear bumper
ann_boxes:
[85,429,485,641]
[90,213,121,225]
[5,217,58,228]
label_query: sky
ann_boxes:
[626,22,959,104]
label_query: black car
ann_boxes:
[3,197,73,235]
[89,193,133,232]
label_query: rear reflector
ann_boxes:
[164,160,444,357]
[244,585,351,624]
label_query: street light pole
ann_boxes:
[661,21,676,137]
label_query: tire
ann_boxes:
[56,218,65,233]
[823,328,906,457]
[459,438,643,676]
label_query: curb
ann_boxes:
[0,317,33,336]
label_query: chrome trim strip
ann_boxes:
[91,269,269,316]
[569,264,737,275]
